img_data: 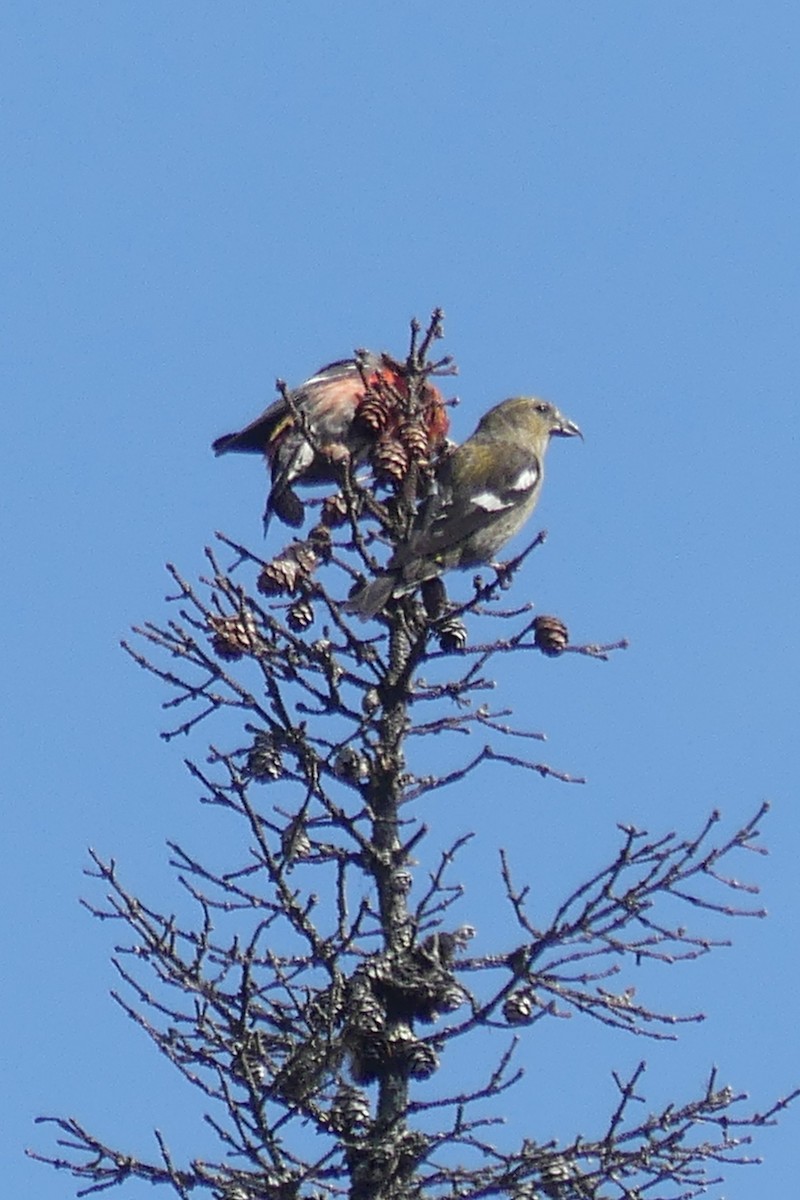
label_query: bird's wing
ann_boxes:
[395,444,541,566]
[211,356,377,456]
[212,393,291,456]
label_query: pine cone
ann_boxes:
[257,556,304,598]
[438,983,467,1013]
[373,437,410,483]
[209,611,259,660]
[307,523,333,562]
[503,989,536,1026]
[280,818,311,861]
[257,541,319,598]
[399,419,430,463]
[533,614,569,657]
[403,1040,439,1079]
[273,1042,330,1101]
[539,1155,574,1199]
[330,1084,371,1132]
[287,598,315,632]
[333,746,367,781]
[320,491,351,528]
[356,392,392,434]
[247,732,283,780]
[347,980,386,1036]
[506,1184,541,1200]
[437,615,467,652]
[292,542,318,575]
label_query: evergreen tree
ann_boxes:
[31,314,797,1200]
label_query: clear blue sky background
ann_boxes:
[2,4,798,1196]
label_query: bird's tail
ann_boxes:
[212,428,268,455]
[342,573,397,620]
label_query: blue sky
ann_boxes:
[2,4,799,1196]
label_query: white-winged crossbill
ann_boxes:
[212,352,449,528]
[344,395,581,618]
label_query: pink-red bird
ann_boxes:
[213,352,449,528]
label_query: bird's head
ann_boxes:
[475,395,583,443]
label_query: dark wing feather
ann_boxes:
[212,355,380,457]
[392,443,541,569]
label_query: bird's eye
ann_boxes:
[534,401,550,415]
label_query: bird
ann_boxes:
[343,395,581,618]
[212,352,449,529]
